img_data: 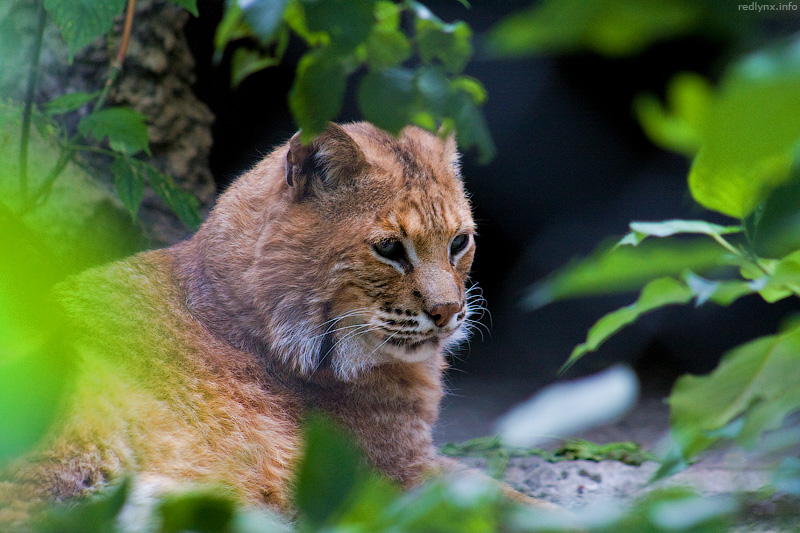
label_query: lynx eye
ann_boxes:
[450,234,470,257]
[373,239,406,263]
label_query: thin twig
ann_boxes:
[19,0,48,206]
[93,0,136,113]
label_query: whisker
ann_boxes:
[312,307,372,332]
[367,328,401,359]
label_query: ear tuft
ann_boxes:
[285,123,368,199]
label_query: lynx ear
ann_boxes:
[285,123,368,199]
[442,132,461,173]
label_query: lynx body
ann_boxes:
[0,123,482,523]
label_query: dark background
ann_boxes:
[184,1,798,392]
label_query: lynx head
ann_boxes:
[183,122,479,381]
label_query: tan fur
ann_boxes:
[0,123,506,526]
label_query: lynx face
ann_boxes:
[282,123,478,379]
[187,122,479,381]
[329,180,477,373]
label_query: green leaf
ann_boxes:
[759,249,800,302]
[111,157,145,219]
[669,324,800,459]
[618,219,742,247]
[684,272,761,307]
[43,0,126,60]
[301,0,374,51]
[451,76,487,105]
[289,49,348,141]
[158,487,237,533]
[283,1,328,46]
[750,171,800,258]
[415,14,472,74]
[214,3,247,58]
[78,107,150,155]
[230,47,281,89]
[43,91,99,116]
[634,73,714,156]
[168,0,199,16]
[415,65,451,116]
[135,161,202,229]
[374,0,401,29]
[525,239,729,309]
[0,342,73,462]
[364,28,411,70]
[239,0,290,44]
[36,478,130,532]
[687,41,800,219]
[376,477,503,532]
[449,91,495,164]
[358,68,417,134]
[565,278,693,369]
[486,0,702,58]
[294,413,369,527]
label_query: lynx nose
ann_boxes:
[426,303,461,328]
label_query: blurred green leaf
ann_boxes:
[230,47,282,89]
[331,475,402,529]
[239,0,290,44]
[135,161,202,229]
[111,157,145,220]
[289,48,349,141]
[43,91,99,116]
[486,0,703,58]
[634,73,714,156]
[214,2,247,58]
[688,40,800,219]
[648,492,735,531]
[378,476,504,532]
[43,0,126,60]
[294,413,369,528]
[358,68,416,134]
[755,249,800,303]
[449,91,495,164]
[365,28,412,70]
[158,486,237,533]
[684,272,760,307]
[168,0,199,17]
[416,15,472,74]
[283,1,328,46]
[374,0,401,28]
[774,457,800,495]
[78,107,151,156]
[525,239,728,309]
[566,278,692,367]
[364,1,410,69]
[302,0,374,51]
[750,171,800,257]
[618,219,742,247]
[0,341,73,462]
[451,76,487,105]
[415,65,451,116]
[669,324,800,459]
[36,478,130,533]
[232,509,292,533]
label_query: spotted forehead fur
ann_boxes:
[340,123,474,241]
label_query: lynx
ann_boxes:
[1,122,538,526]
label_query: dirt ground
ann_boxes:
[436,373,800,530]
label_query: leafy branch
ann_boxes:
[216,0,495,162]
[13,0,202,229]
[525,34,800,475]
